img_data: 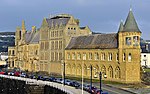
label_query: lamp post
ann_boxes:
[90,65,92,94]
[87,65,93,94]
[61,60,65,85]
[82,62,84,94]
[63,62,65,85]
[99,72,102,94]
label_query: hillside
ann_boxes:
[0,32,15,52]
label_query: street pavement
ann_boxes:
[99,85,135,94]
[93,83,135,94]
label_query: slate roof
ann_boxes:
[46,17,70,27]
[25,31,39,44]
[29,31,40,44]
[66,33,118,49]
[25,32,33,43]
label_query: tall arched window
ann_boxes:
[128,53,132,62]
[108,66,113,78]
[83,53,86,60]
[94,52,99,60]
[115,66,121,79]
[101,65,106,78]
[108,53,112,61]
[123,53,126,61]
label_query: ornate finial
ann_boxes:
[130,5,132,11]
[121,19,123,23]
[22,20,26,30]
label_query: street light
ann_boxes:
[61,60,66,85]
[94,70,107,94]
[87,65,92,94]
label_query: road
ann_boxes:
[77,81,135,94]
[93,83,135,94]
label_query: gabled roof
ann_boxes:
[122,9,141,32]
[66,33,118,49]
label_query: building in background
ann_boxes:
[141,43,150,68]
[65,9,141,83]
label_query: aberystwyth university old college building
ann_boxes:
[8,9,141,83]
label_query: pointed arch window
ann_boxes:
[94,52,99,60]
[116,53,119,61]
[108,66,113,78]
[101,53,105,61]
[83,53,86,60]
[108,53,112,61]
[88,53,92,60]
[77,53,81,60]
[115,66,121,79]
[123,53,126,61]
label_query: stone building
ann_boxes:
[8,47,15,68]
[65,9,141,83]
[39,14,91,74]
[11,20,40,72]
[8,14,91,73]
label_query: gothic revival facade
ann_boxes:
[65,9,141,83]
[8,9,141,83]
[8,14,91,73]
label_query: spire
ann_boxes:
[118,20,124,32]
[22,20,26,30]
[123,9,141,32]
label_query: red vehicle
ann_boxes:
[14,71,21,76]
[0,71,5,75]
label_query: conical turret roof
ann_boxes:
[123,8,141,32]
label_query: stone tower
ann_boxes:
[118,8,141,83]
[21,20,26,43]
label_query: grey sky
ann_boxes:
[0,0,149,39]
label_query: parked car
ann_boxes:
[37,75,43,80]
[83,84,91,91]
[29,74,36,79]
[8,72,14,76]
[64,79,72,85]
[55,78,63,83]
[20,73,27,78]
[88,86,97,94]
[42,76,49,81]
[0,71,5,75]
[14,71,21,76]
[49,77,56,82]
[71,81,80,88]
